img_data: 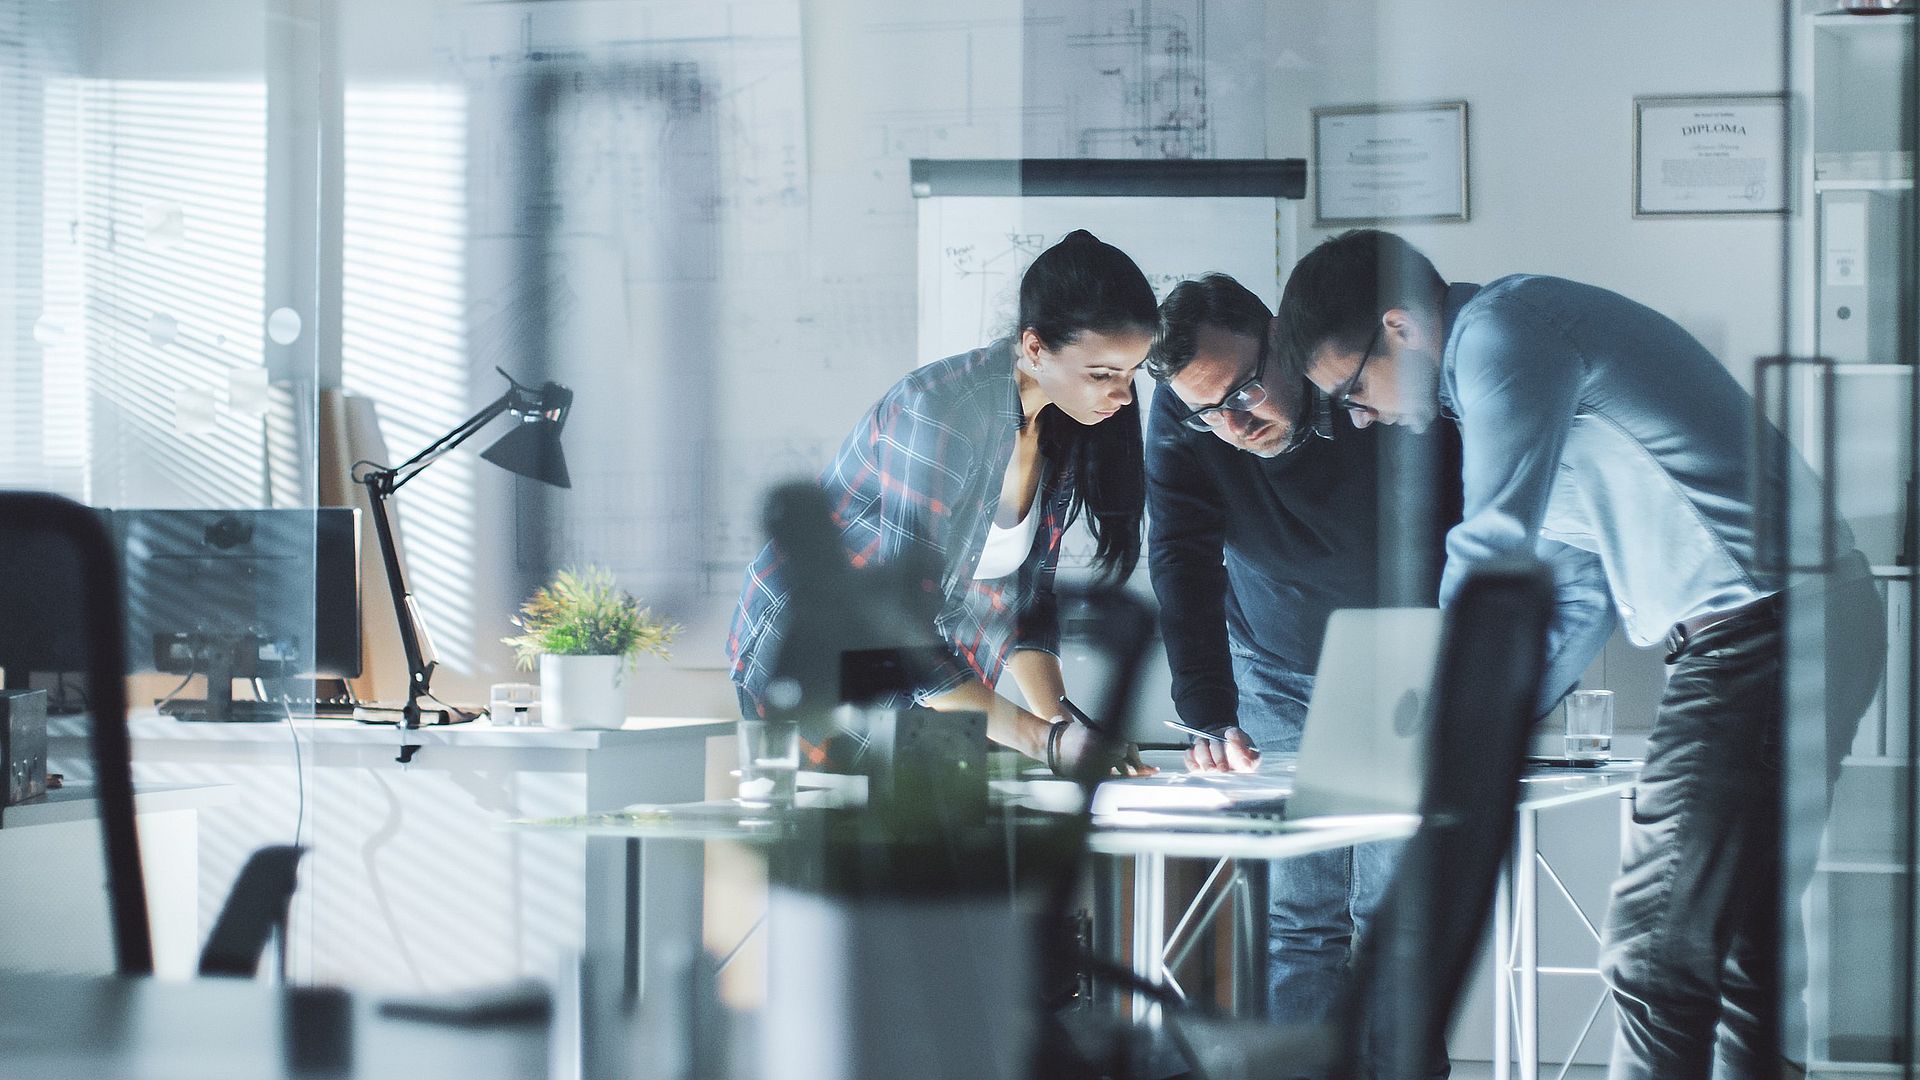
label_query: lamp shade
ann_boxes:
[480,407,571,488]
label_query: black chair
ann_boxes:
[198,845,308,977]
[0,491,306,978]
[1341,556,1555,1079]
[1078,557,1555,1080]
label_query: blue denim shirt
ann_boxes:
[1436,275,1843,709]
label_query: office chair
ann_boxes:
[198,845,308,977]
[1063,557,1554,1080]
[1340,555,1554,1080]
[0,492,307,978]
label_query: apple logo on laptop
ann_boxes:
[1393,688,1428,738]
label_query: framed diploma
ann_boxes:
[1312,101,1469,225]
[1633,94,1787,216]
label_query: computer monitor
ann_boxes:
[0,517,103,706]
[113,508,361,722]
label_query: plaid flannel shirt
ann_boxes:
[728,339,1070,714]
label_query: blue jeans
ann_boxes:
[1232,648,1440,1078]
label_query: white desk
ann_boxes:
[0,782,229,977]
[47,713,732,992]
[513,773,1420,1027]
[1104,751,1640,1054]
[1494,763,1639,1080]
[0,969,547,1080]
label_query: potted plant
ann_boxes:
[502,566,680,729]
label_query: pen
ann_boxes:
[1056,694,1110,734]
[1163,719,1231,744]
[1059,695,1151,776]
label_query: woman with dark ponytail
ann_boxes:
[727,230,1153,776]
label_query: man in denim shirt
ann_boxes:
[1277,229,1883,1079]
[1148,273,1459,1077]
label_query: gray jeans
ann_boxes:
[1600,572,1884,1079]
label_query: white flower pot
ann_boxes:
[538,654,627,729]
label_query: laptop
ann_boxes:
[1287,607,1444,820]
[1087,608,1444,824]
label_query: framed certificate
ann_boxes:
[1633,94,1787,216]
[1312,102,1469,225]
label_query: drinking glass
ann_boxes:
[1565,689,1615,762]
[736,718,800,808]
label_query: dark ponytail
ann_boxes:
[1019,230,1155,583]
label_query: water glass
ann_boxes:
[736,718,800,808]
[1565,689,1615,762]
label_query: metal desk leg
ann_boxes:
[1132,851,1166,1024]
[1517,808,1539,1080]
[625,838,642,1002]
[1233,860,1270,1017]
[1093,854,1124,1014]
[1494,846,1513,1080]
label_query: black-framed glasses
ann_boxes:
[1274,385,1334,456]
[1175,338,1270,433]
[1332,323,1382,413]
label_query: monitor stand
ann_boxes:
[162,697,291,723]
[157,635,284,722]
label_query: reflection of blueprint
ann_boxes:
[436,1,808,614]
[447,1,805,250]
[1023,0,1262,159]
[856,1,1262,164]
[1026,0,1264,160]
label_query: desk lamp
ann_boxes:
[354,367,573,729]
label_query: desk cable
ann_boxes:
[153,671,194,714]
[257,678,306,847]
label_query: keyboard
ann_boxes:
[159,697,360,722]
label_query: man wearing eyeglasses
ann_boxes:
[1275,229,1884,1080]
[1145,273,1459,1062]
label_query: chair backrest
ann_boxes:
[1342,557,1554,1079]
[0,491,152,974]
[199,845,307,977]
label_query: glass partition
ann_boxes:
[0,0,325,979]
[1780,2,1917,1073]
[6,6,1884,1080]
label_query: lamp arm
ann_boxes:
[386,392,514,494]
[352,370,557,728]
[360,472,435,728]
[356,390,512,728]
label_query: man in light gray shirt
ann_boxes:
[1273,229,1883,1080]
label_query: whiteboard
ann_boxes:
[916,196,1289,362]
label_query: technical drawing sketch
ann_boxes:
[1022,0,1264,159]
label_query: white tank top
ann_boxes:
[973,508,1040,580]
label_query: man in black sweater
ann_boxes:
[1146,274,1458,1068]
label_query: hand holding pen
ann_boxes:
[1171,720,1261,774]
[1056,695,1154,777]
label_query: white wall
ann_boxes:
[1269,0,1788,383]
[1268,0,1789,737]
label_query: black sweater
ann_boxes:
[1144,384,1461,730]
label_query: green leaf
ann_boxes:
[501,565,681,671]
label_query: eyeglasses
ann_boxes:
[1332,324,1382,414]
[1274,387,1334,455]
[1175,339,1270,433]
